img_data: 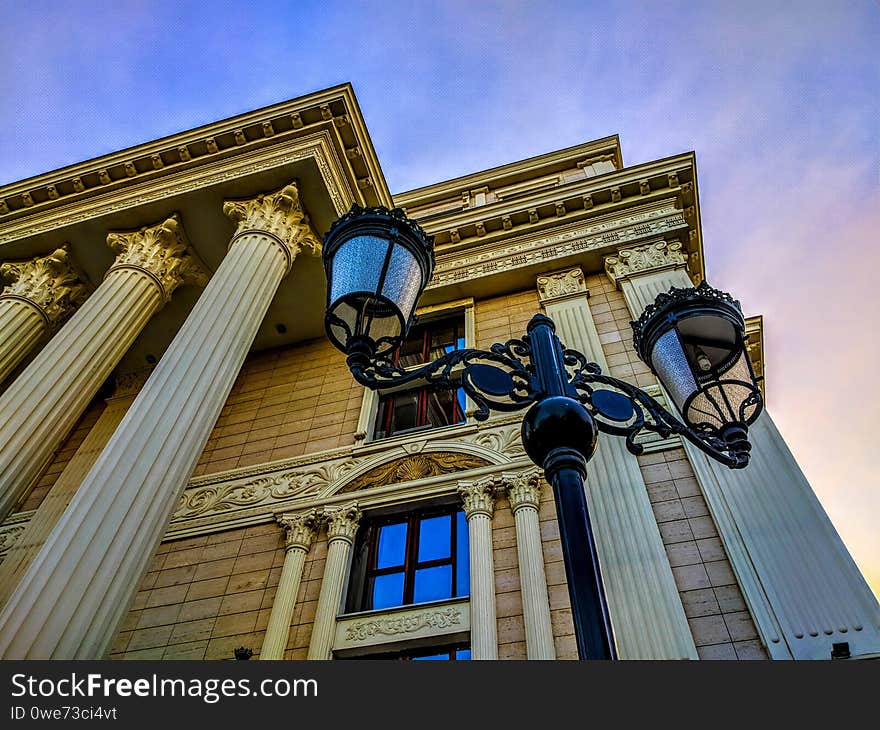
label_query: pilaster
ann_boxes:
[459,476,498,660]
[605,245,880,660]
[260,509,320,660]
[502,469,555,659]
[537,265,697,659]
[308,503,361,660]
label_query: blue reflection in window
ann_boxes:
[372,573,404,610]
[455,649,471,660]
[456,511,469,597]
[412,653,449,660]
[377,522,407,569]
[418,515,451,562]
[414,565,452,603]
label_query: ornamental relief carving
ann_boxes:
[172,418,524,524]
[604,240,689,284]
[0,246,89,326]
[0,523,25,560]
[338,453,491,494]
[106,213,210,301]
[536,268,587,303]
[344,606,463,642]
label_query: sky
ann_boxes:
[1,1,877,598]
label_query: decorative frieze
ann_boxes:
[223,182,321,272]
[0,246,89,327]
[106,214,209,302]
[604,239,689,285]
[345,606,463,642]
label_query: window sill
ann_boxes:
[332,596,470,658]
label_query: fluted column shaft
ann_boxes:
[0,185,317,658]
[308,504,360,660]
[459,478,497,660]
[0,247,88,387]
[0,378,141,606]
[536,267,697,659]
[0,218,203,524]
[505,472,555,659]
[261,511,319,660]
[606,245,880,660]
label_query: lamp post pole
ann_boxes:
[520,314,616,660]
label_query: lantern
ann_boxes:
[323,204,434,359]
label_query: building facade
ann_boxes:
[0,84,877,660]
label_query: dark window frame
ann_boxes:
[346,504,468,613]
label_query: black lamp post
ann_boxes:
[322,204,764,660]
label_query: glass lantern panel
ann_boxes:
[650,329,699,412]
[328,235,388,308]
[677,314,738,376]
[684,350,758,429]
[379,244,423,331]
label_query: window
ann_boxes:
[346,506,469,613]
[371,313,468,440]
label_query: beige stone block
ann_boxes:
[550,607,575,637]
[696,642,737,660]
[646,480,678,503]
[110,631,131,655]
[665,541,702,568]
[128,625,173,651]
[688,515,718,540]
[724,611,758,642]
[548,584,572,611]
[233,550,274,574]
[658,519,695,545]
[185,576,230,601]
[122,647,166,660]
[218,590,263,616]
[153,564,198,589]
[145,583,189,608]
[227,569,271,594]
[705,560,736,587]
[498,641,527,659]
[237,532,282,556]
[201,541,241,562]
[120,611,141,633]
[681,588,721,619]
[169,618,216,645]
[495,591,524,619]
[672,564,711,592]
[713,584,746,613]
[163,546,206,569]
[640,462,673,484]
[688,615,731,646]
[652,499,686,523]
[673,477,701,498]
[178,596,223,623]
[734,640,767,660]
[681,496,709,519]
[696,537,726,564]
[163,640,209,661]
[193,557,236,581]
[136,604,182,629]
[213,611,259,638]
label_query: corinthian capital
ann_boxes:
[502,470,543,514]
[323,502,361,544]
[222,181,321,272]
[604,240,688,286]
[278,509,320,552]
[459,476,500,519]
[106,213,209,302]
[536,267,588,304]
[0,245,89,327]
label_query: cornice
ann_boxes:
[0,83,391,229]
[393,135,622,208]
[0,132,352,247]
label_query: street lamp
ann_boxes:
[322,204,764,660]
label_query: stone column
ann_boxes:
[0,183,320,659]
[0,246,88,387]
[606,241,880,660]
[459,477,498,660]
[0,215,205,523]
[503,470,555,660]
[536,266,697,659]
[0,370,146,606]
[261,510,320,660]
[308,503,361,660]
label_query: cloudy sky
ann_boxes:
[1,2,877,596]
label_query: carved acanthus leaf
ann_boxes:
[223,181,321,270]
[604,240,688,285]
[277,508,320,551]
[458,475,501,518]
[106,213,210,301]
[0,245,89,326]
[502,469,543,512]
[324,502,361,543]
[536,267,587,303]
